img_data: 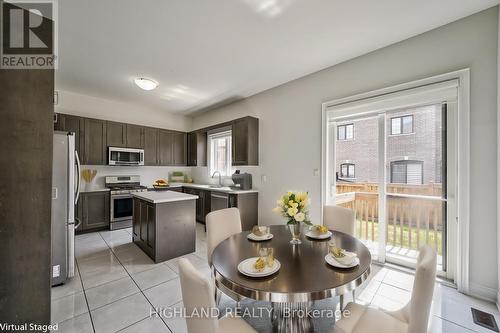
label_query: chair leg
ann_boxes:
[339,294,344,311]
[215,288,221,305]
[352,289,356,303]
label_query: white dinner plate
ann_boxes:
[238,257,281,277]
[305,230,332,240]
[247,233,274,241]
[325,252,360,268]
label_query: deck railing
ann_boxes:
[335,183,444,255]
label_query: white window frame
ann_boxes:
[207,129,232,177]
[337,123,354,140]
[390,115,414,135]
[321,69,470,294]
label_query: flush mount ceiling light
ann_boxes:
[134,78,158,91]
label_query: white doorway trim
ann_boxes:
[321,69,470,293]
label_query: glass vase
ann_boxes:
[288,223,302,245]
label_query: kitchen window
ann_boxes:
[208,130,232,177]
[337,123,354,140]
[390,160,423,184]
[391,115,414,135]
[340,163,355,179]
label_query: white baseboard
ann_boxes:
[469,282,497,302]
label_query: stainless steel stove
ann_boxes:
[105,176,147,230]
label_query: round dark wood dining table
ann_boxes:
[211,225,372,332]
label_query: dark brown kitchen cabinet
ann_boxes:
[144,127,159,165]
[183,187,207,223]
[106,121,127,148]
[228,192,258,231]
[133,198,155,258]
[158,130,173,165]
[173,131,187,166]
[126,124,144,148]
[76,191,110,234]
[83,118,107,165]
[232,116,259,166]
[54,114,84,158]
[187,131,207,166]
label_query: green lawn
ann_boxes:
[355,220,443,255]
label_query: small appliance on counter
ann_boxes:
[231,170,252,190]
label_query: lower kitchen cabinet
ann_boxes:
[208,191,258,231]
[133,197,196,263]
[183,187,208,223]
[76,191,110,234]
[133,198,155,258]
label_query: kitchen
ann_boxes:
[51,112,259,285]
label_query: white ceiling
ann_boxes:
[56,0,499,115]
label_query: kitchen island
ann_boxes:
[132,191,198,263]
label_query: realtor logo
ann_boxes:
[1,0,58,69]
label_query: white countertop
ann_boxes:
[167,183,258,194]
[132,191,198,204]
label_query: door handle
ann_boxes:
[75,217,82,230]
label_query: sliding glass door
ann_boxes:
[383,104,447,272]
[327,101,454,277]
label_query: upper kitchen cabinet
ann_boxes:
[158,129,174,166]
[158,130,187,166]
[106,121,127,148]
[54,113,84,157]
[144,127,159,166]
[187,131,207,166]
[173,131,187,166]
[83,118,107,165]
[232,116,259,166]
[126,124,145,148]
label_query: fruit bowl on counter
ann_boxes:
[152,179,169,190]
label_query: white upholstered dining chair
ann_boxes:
[333,245,437,333]
[178,258,256,333]
[206,208,243,304]
[323,205,356,236]
[323,205,356,308]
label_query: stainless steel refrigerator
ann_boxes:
[51,131,81,286]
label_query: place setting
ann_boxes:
[305,224,333,240]
[247,225,274,241]
[324,239,359,269]
[238,246,280,278]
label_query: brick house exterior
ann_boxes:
[335,104,443,185]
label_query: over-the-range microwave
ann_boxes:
[108,147,144,166]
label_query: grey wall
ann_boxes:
[192,8,499,299]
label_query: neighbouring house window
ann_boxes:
[208,130,232,176]
[391,115,414,135]
[338,123,354,140]
[390,160,423,184]
[340,163,355,179]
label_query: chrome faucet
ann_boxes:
[211,171,223,187]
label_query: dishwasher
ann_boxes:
[210,193,229,211]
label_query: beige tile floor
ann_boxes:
[51,224,500,333]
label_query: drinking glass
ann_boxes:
[266,248,275,267]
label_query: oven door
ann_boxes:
[110,194,133,222]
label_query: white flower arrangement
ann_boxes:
[273,191,312,226]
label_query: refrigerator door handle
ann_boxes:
[75,150,81,205]
[67,222,75,278]
[74,217,82,230]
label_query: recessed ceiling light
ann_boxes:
[134,78,158,91]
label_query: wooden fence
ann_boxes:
[336,183,443,253]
